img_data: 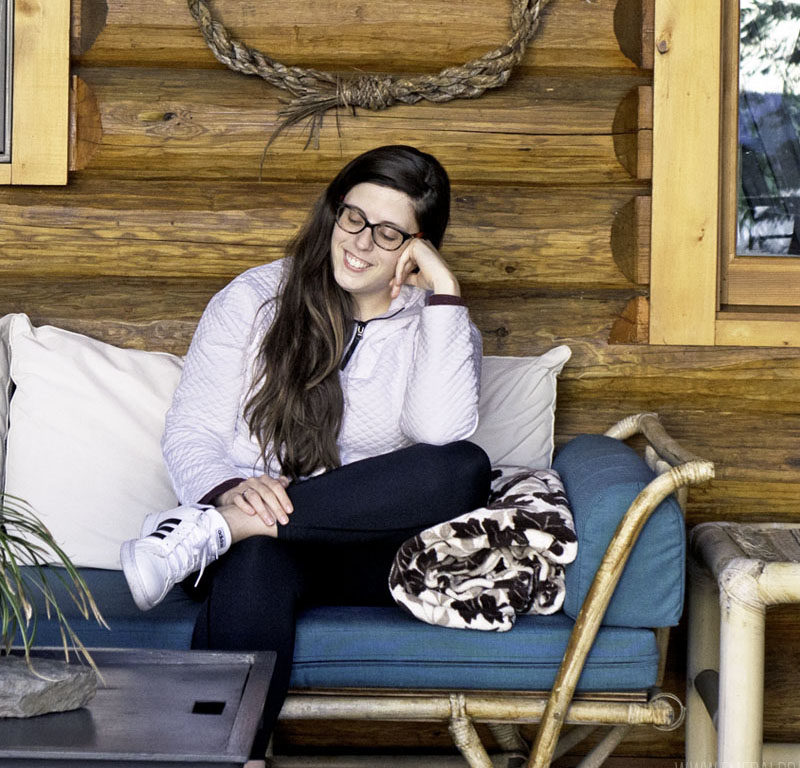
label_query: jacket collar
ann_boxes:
[377,285,427,318]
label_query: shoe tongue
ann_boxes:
[212,523,231,555]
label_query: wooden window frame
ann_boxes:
[650,0,800,347]
[718,1,800,309]
[0,0,69,185]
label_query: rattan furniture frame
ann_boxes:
[278,413,714,768]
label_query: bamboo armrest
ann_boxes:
[529,414,715,767]
[604,412,704,466]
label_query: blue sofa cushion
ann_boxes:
[16,568,199,650]
[20,567,660,692]
[291,606,659,691]
[553,434,685,627]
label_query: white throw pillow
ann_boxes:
[470,346,572,468]
[4,314,183,569]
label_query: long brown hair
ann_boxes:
[244,145,451,480]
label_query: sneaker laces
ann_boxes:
[156,511,222,588]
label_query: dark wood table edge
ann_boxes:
[1,647,276,766]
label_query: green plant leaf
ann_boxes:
[1,493,107,675]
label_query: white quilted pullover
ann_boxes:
[162,259,482,504]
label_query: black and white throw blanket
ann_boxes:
[389,467,578,632]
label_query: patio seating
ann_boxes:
[1,315,714,766]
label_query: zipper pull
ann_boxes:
[340,321,367,370]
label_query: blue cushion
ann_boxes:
[553,434,685,627]
[14,568,199,650]
[18,567,660,692]
[291,606,659,691]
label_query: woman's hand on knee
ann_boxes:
[216,475,293,528]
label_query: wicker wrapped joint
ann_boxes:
[688,522,800,765]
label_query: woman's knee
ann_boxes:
[418,440,490,479]
[411,440,491,506]
[450,440,492,479]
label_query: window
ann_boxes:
[720,0,800,308]
[650,0,800,346]
[0,0,69,185]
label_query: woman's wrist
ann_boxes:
[431,275,461,296]
[200,477,247,506]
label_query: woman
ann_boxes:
[121,145,491,766]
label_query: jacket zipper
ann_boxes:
[339,306,406,371]
[340,321,367,370]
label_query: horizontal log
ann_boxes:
[5,276,800,373]
[69,67,648,183]
[560,377,800,420]
[72,0,638,73]
[6,276,800,385]
[0,280,629,356]
[0,180,644,289]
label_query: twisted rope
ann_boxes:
[188,0,549,139]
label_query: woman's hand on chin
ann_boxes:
[216,474,293,528]
[389,239,460,299]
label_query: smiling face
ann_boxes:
[330,182,419,320]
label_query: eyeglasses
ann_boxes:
[335,203,423,251]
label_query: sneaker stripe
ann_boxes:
[149,518,183,539]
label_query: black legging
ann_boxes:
[189,441,491,757]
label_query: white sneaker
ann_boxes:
[120,505,232,611]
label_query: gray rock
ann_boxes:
[0,655,97,717]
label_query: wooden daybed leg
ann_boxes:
[686,557,720,763]
[448,694,494,768]
[717,563,766,763]
[573,725,632,767]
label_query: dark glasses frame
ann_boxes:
[335,202,424,251]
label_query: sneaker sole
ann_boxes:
[120,539,157,612]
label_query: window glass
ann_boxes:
[737,0,800,256]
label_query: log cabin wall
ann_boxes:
[3,0,800,759]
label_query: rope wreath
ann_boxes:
[187,0,550,141]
